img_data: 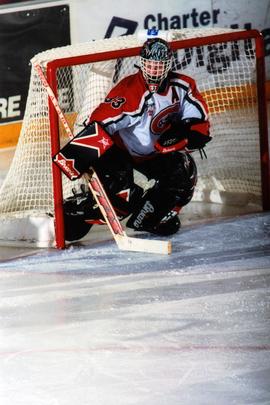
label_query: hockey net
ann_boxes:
[0,28,269,247]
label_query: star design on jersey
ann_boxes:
[71,123,113,157]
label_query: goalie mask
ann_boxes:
[140,38,172,93]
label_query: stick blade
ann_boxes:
[115,235,172,255]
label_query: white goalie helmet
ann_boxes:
[140,37,173,93]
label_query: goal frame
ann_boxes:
[44,29,269,249]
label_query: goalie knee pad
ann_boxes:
[163,152,197,207]
[126,152,197,235]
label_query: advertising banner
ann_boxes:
[71,0,270,117]
[0,1,70,148]
[72,0,269,75]
[0,2,70,125]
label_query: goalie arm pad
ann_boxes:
[53,122,113,180]
[155,117,211,154]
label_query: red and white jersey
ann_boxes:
[90,70,209,158]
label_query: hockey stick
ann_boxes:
[34,62,172,254]
[87,169,171,254]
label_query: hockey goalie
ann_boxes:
[53,37,211,242]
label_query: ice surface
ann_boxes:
[1,78,270,405]
[0,212,269,405]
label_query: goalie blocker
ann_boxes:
[53,122,113,180]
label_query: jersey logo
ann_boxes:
[150,102,180,135]
[105,96,126,109]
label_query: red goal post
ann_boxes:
[0,28,269,248]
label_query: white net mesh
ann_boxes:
[0,29,264,244]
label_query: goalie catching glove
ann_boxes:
[155,116,211,154]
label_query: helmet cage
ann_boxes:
[140,38,172,91]
[140,58,172,84]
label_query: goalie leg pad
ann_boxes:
[163,152,198,207]
[126,203,181,236]
[64,213,93,242]
[126,152,197,235]
[63,184,94,240]
[126,184,180,234]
